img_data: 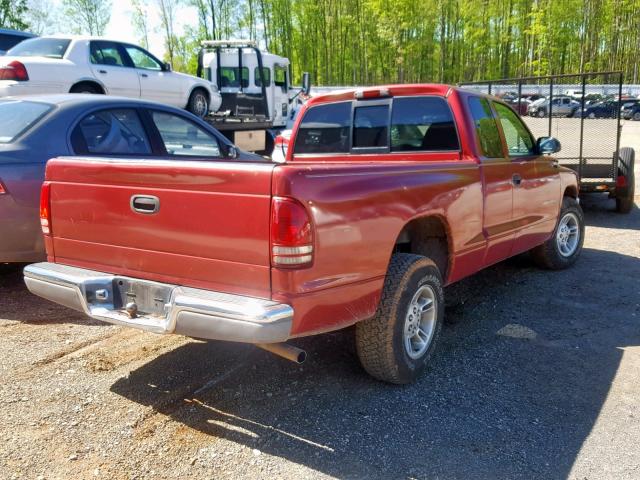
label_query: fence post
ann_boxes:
[548,77,553,136]
[579,75,586,180]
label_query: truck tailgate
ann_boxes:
[45,158,274,298]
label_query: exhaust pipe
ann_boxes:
[256,343,306,364]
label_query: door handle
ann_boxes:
[512,174,522,187]
[98,69,107,74]
[140,73,148,78]
[130,195,160,214]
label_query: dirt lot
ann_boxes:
[1,124,639,480]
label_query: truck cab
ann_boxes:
[198,40,292,128]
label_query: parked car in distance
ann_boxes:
[0,94,262,263]
[527,95,579,117]
[0,36,222,117]
[579,100,619,119]
[24,84,584,384]
[0,29,36,55]
[621,99,640,120]
[623,102,640,121]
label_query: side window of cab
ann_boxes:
[492,102,535,157]
[468,96,503,158]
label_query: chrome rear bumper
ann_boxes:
[23,262,293,344]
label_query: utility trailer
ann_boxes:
[197,40,310,155]
[461,71,635,213]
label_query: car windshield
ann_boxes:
[6,37,71,59]
[0,100,53,143]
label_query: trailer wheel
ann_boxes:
[187,89,209,118]
[355,253,443,384]
[531,197,584,270]
[616,147,635,214]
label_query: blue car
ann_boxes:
[0,94,264,263]
[0,28,36,55]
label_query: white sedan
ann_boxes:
[0,35,222,117]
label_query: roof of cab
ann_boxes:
[306,84,459,107]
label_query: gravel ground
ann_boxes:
[0,126,639,480]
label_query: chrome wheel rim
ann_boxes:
[193,94,207,116]
[403,285,437,359]
[556,212,580,257]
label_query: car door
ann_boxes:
[121,44,183,107]
[88,41,140,98]
[492,101,561,255]
[468,96,515,265]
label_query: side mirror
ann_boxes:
[163,62,172,72]
[537,136,561,154]
[301,72,311,96]
[227,145,239,159]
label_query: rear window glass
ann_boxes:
[255,67,270,87]
[353,105,389,148]
[0,100,52,143]
[391,97,459,151]
[293,102,351,154]
[468,97,503,158]
[220,67,249,88]
[73,109,151,155]
[7,37,71,59]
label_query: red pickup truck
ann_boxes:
[24,84,583,384]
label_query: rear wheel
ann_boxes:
[537,109,546,118]
[187,89,209,118]
[355,253,444,384]
[531,197,584,270]
[616,147,635,214]
[633,112,640,121]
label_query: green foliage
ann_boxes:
[170,0,640,85]
[62,0,111,35]
[0,0,29,30]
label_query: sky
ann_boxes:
[48,0,200,56]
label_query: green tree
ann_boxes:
[0,0,29,30]
[62,0,111,35]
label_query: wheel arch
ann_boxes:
[185,85,210,108]
[69,79,106,94]
[392,215,452,283]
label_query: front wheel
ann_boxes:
[355,253,444,384]
[531,197,585,269]
[187,89,209,118]
[537,109,546,118]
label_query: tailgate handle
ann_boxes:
[130,195,160,214]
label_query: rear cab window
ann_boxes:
[0,100,53,143]
[6,37,71,59]
[293,94,459,155]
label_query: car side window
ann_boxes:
[391,97,459,151]
[353,105,389,149]
[73,109,152,155]
[151,111,221,157]
[90,41,128,67]
[124,45,162,71]
[293,101,351,154]
[468,97,503,158]
[492,102,535,157]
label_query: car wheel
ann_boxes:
[588,112,596,119]
[355,253,444,384]
[531,197,584,270]
[187,89,209,118]
[633,112,640,121]
[616,147,635,214]
[537,109,546,118]
[70,83,101,94]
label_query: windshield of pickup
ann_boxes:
[6,38,71,58]
[0,100,53,143]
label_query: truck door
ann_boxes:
[491,101,561,255]
[272,65,289,127]
[468,97,515,265]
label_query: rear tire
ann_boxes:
[531,197,584,270]
[633,112,640,121]
[187,89,209,118]
[537,109,546,118]
[355,253,444,384]
[616,147,635,214]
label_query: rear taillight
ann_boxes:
[616,174,628,189]
[0,180,6,195]
[40,182,51,235]
[271,197,313,267]
[0,61,29,81]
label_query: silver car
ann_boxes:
[527,96,579,118]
